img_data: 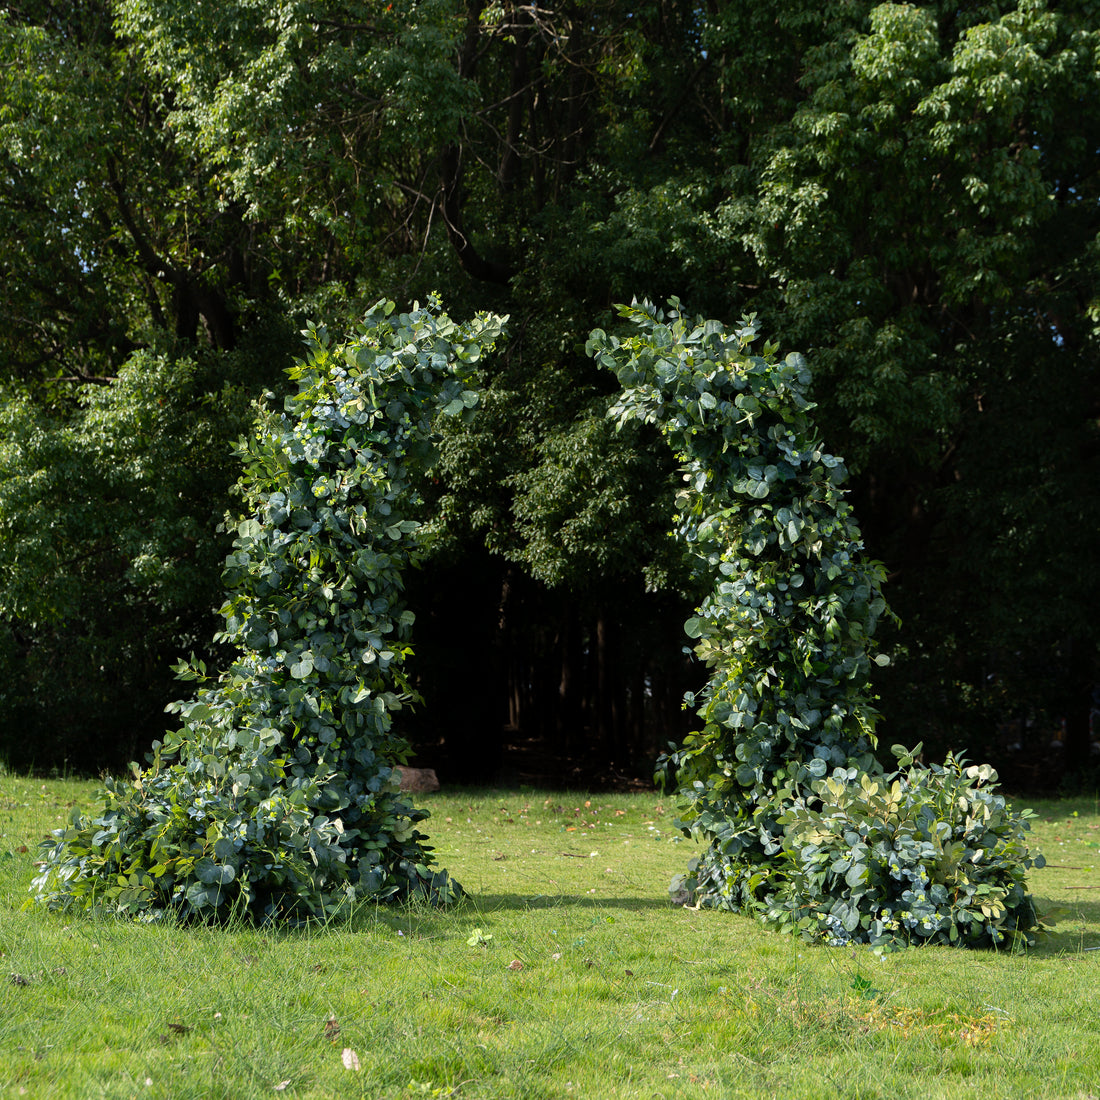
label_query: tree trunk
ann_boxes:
[1061,635,1096,777]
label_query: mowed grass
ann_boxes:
[1,775,1099,1100]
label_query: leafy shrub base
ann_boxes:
[674,751,1044,950]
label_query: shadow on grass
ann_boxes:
[459,892,678,914]
[336,891,686,940]
[1031,894,1100,955]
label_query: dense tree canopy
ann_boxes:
[1,0,1097,785]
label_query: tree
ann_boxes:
[708,0,1100,765]
[0,345,265,768]
[3,0,1098,780]
[420,0,1100,773]
[0,1,322,768]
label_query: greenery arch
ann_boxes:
[589,300,1044,950]
[30,294,1042,947]
[30,299,505,922]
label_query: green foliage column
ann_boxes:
[30,299,505,922]
[589,301,1042,949]
[589,301,888,898]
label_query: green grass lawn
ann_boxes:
[2,775,1099,1099]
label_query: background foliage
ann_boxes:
[1,0,1098,783]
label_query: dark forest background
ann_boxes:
[1,0,1098,791]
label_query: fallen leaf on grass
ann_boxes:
[341,1048,361,1071]
[274,1081,291,1092]
[506,960,524,971]
[324,1015,340,1043]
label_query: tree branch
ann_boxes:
[440,143,513,284]
[647,55,713,155]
